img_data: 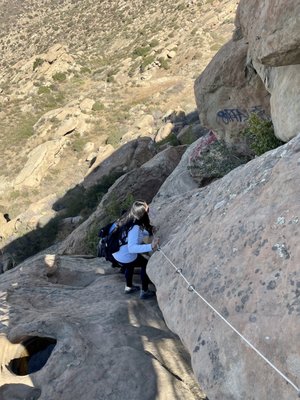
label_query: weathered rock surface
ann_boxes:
[14,140,65,188]
[0,255,205,400]
[194,39,270,154]
[0,194,58,248]
[8,44,79,99]
[59,145,186,255]
[154,142,198,199]
[235,0,300,66]
[82,137,157,189]
[33,103,96,140]
[195,0,300,149]
[155,122,174,142]
[148,135,300,399]
[253,62,300,142]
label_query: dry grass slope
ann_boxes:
[0,0,237,219]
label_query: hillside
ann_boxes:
[0,0,237,213]
[1,1,300,398]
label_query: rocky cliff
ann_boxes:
[1,0,300,399]
[149,134,300,399]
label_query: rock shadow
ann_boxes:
[0,138,158,265]
[0,384,41,400]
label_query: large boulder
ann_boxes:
[82,137,157,189]
[194,39,270,154]
[59,145,187,255]
[195,0,300,149]
[14,140,66,188]
[148,135,300,399]
[0,194,58,258]
[155,143,198,199]
[253,62,300,142]
[232,0,300,143]
[32,103,96,140]
[235,0,300,66]
[0,255,205,400]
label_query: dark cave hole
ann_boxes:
[9,336,57,376]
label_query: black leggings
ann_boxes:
[119,254,150,291]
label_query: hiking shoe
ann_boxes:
[124,285,140,294]
[140,290,156,300]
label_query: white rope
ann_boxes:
[158,247,300,397]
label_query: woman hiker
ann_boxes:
[112,200,159,299]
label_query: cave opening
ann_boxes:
[9,336,57,376]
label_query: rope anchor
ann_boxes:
[187,284,195,292]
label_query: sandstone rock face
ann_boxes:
[253,63,300,142]
[156,122,174,142]
[148,135,300,399]
[0,252,15,274]
[232,0,300,143]
[0,255,205,400]
[14,140,65,188]
[153,144,197,199]
[0,194,58,248]
[235,0,300,66]
[8,44,79,99]
[0,213,7,225]
[195,0,300,149]
[79,98,95,113]
[33,103,95,140]
[59,145,186,255]
[194,39,270,154]
[83,137,157,189]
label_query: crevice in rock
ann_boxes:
[144,350,183,382]
[8,336,56,376]
[144,350,209,399]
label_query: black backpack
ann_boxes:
[97,222,127,263]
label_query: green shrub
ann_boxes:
[106,75,115,83]
[52,72,67,82]
[158,57,170,70]
[132,46,151,58]
[9,190,21,200]
[128,60,140,77]
[156,132,179,147]
[242,113,284,156]
[140,55,155,72]
[80,66,91,74]
[37,86,51,95]
[33,57,44,71]
[84,223,100,255]
[12,115,36,142]
[106,128,123,147]
[104,193,134,221]
[149,39,159,48]
[92,101,105,111]
[71,133,86,153]
[210,43,222,52]
[54,171,125,222]
[177,3,185,11]
[84,192,134,254]
[106,68,118,83]
[34,90,65,111]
